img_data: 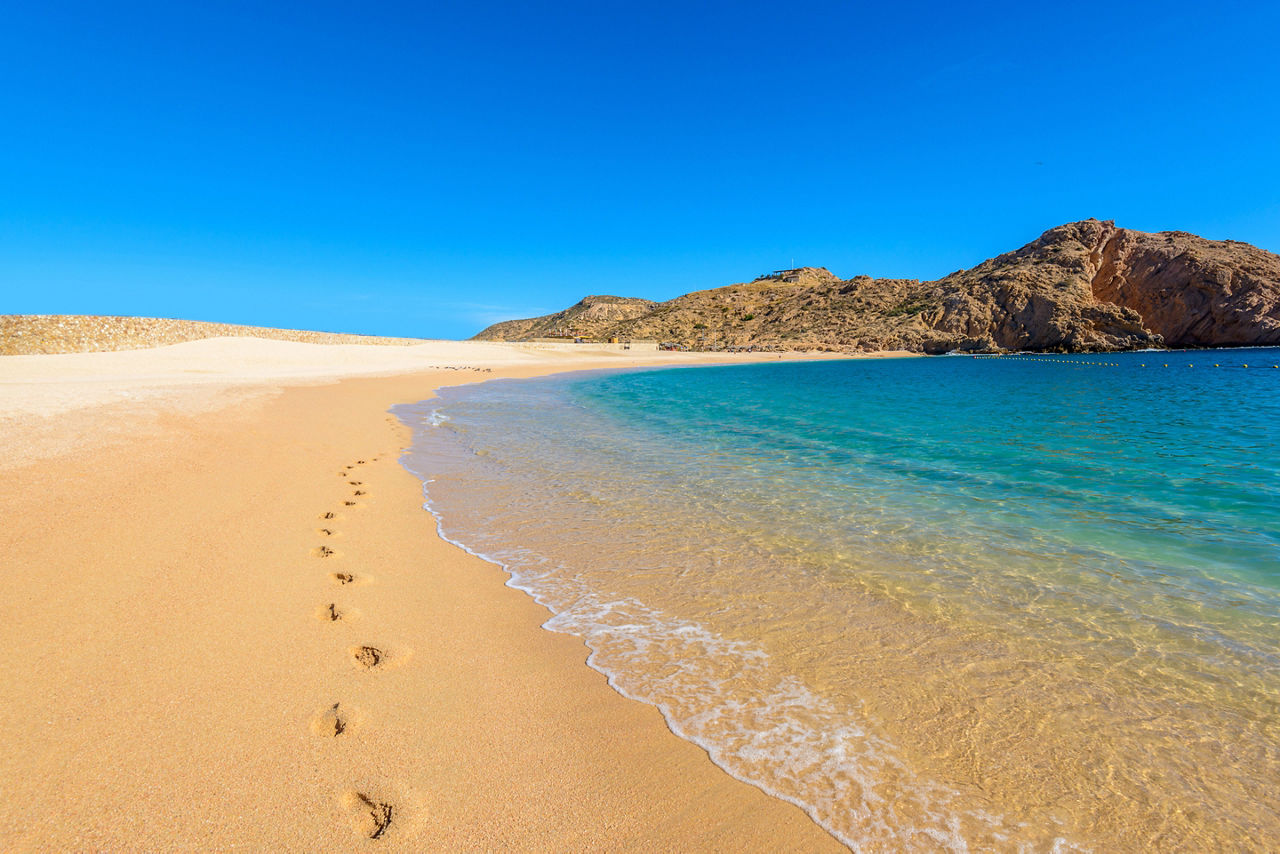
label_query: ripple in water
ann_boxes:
[396,352,1280,851]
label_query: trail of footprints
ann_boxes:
[309,454,403,841]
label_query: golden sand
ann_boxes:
[0,336,854,851]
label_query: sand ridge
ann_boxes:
[0,337,853,850]
[0,314,437,356]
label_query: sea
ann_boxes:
[393,349,1280,852]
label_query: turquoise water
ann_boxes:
[397,350,1280,851]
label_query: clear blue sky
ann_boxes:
[4,1,1278,339]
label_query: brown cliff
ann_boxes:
[472,221,1280,353]
[1085,221,1280,347]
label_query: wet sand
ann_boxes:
[0,337,858,850]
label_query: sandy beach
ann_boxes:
[0,336,855,851]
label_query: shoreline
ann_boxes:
[394,351,1280,850]
[0,338,863,850]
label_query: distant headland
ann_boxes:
[474,219,1280,353]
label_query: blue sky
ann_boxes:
[4,1,1278,339]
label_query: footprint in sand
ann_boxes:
[329,572,375,588]
[313,545,338,559]
[348,480,363,486]
[353,490,367,497]
[348,643,410,671]
[352,646,384,668]
[342,791,393,840]
[320,511,337,520]
[310,702,354,737]
[317,528,338,537]
[317,602,360,622]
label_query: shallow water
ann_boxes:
[396,351,1280,851]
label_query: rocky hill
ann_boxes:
[475,295,658,341]
[473,220,1280,352]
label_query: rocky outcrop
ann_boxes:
[916,220,1161,352]
[472,221,1280,352]
[1084,221,1280,347]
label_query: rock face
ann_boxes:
[473,221,1280,352]
[1084,221,1280,347]
[916,220,1161,353]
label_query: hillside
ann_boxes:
[473,220,1280,353]
[475,295,658,342]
